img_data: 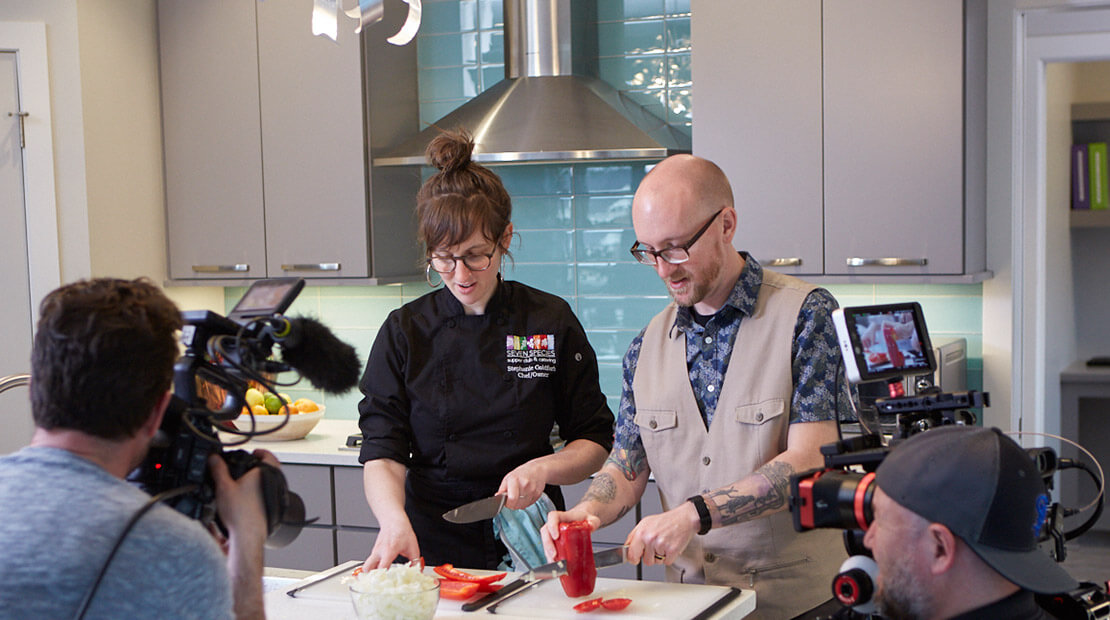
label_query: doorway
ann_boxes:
[0,49,33,453]
[1013,8,1110,532]
[0,22,61,454]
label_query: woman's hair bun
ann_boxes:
[426,128,475,173]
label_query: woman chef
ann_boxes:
[357,129,614,570]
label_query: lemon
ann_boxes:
[251,404,269,417]
[245,388,265,409]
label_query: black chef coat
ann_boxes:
[358,279,614,568]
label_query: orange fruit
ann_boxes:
[293,398,319,413]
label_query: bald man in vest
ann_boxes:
[543,155,847,619]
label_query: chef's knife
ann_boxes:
[443,494,506,523]
[460,558,567,612]
[483,548,627,614]
[592,545,629,569]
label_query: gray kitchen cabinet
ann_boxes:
[158,0,421,285]
[265,526,337,572]
[334,465,378,528]
[692,0,987,280]
[159,0,265,281]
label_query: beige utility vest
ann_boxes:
[632,269,844,620]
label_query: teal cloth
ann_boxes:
[492,493,555,571]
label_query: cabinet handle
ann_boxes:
[192,264,249,273]
[281,263,341,272]
[845,257,928,267]
[763,257,802,267]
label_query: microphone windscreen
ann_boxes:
[279,317,361,394]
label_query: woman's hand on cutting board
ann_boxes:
[362,520,420,570]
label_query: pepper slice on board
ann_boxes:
[433,564,505,584]
[572,597,604,613]
[438,579,480,600]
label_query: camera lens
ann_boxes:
[796,470,876,531]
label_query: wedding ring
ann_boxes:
[654,553,666,561]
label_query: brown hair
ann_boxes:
[30,278,183,440]
[416,129,512,257]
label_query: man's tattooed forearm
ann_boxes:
[582,472,618,503]
[757,461,796,506]
[605,447,648,482]
[708,462,796,526]
[581,472,632,521]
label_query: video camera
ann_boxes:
[128,277,360,547]
[787,302,1106,619]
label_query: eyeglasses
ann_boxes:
[629,208,724,266]
[426,252,495,274]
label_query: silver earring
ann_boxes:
[425,264,443,288]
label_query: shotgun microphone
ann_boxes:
[269,316,361,394]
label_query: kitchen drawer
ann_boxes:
[336,527,378,564]
[334,465,378,527]
[264,526,336,571]
[283,463,334,526]
[562,479,636,545]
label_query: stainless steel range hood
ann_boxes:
[374,0,691,166]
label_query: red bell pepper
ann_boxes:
[433,564,506,585]
[572,597,604,613]
[438,579,480,600]
[555,520,597,598]
[601,598,632,610]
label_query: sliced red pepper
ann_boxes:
[600,598,632,610]
[476,582,504,593]
[438,579,480,600]
[572,597,604,613]
[433,564,505,584]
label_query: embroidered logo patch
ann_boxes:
[506,334,556,378]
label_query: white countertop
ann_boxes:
[262,564,756,620]
[230,418,363,467]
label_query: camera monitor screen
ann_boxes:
[228,278,305,323]
[832,302,936,384]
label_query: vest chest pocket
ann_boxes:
[733,399,785,426]
[634,410,678,433]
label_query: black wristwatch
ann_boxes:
[687,495,712,535]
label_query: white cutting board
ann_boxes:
[490,577,742,620]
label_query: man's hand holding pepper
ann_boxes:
[541,508,602,561]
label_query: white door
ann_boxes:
[0,50,35,454]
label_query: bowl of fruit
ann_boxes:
[235,388,325,441]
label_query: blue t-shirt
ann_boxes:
[0,446,233,619]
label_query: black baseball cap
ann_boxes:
[874,426,1078,595]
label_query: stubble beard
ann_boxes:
[874,557,933,620]
[668,258,721,308]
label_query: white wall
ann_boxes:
[77,0,166,281]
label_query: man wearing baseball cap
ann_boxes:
[863,425,1078,619]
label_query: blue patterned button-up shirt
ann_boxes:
[612,254,850,461]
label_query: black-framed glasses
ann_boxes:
[426,252,495,274]
[629,208,724,266]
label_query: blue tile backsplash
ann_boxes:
[224,0,983,421]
